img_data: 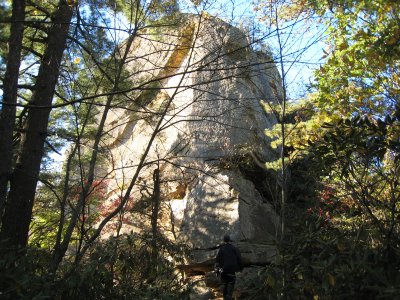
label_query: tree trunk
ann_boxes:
[0,1,74,252]
[0,0,26,219]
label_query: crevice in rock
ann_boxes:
[220,152,277,204]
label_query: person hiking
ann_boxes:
[215,234,242,300]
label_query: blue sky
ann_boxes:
[80,0,327,100]
[180,0,327,100]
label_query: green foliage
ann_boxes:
[1,233,188,299]
[1,0,188,298]
[262,99,318,171]
[307,0,399,117]
[248,214,400,299]
[309,114,400,248]
[0,246,53,300]
[255,1,400,297]
[258,73,400,300]
[260,82,400,299]
[58,233,188,299]
[255,0,399,117]
[84,0,179,23]
[0,1,11,61]
[148,0,180,20]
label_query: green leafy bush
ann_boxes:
[0,234,188,299]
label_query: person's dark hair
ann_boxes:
[223,234,231,242]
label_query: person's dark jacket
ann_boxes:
[216,243,242,274]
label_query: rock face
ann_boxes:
[103,14,281,274]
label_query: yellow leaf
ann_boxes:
[73,57,81,64]
[328,273,336,286]
[265,274,275,287]
[386,37,397,46]
[337,240,345,251]
[67,0,77,6]
[201,11,211,20]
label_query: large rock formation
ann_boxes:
[102,13,282,295]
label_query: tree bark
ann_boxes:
[0,0,26,219]
[0,0,74,252]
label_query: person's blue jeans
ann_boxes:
[221,272,236,300]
